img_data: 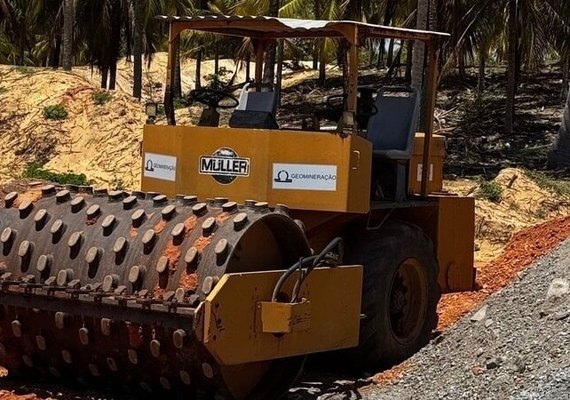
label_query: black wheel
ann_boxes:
[345,220,440,369]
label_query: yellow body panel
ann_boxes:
[409,133,445,195]
[142,125,372,213]
[195,266,362,366]
[433,195,476,291]
[258,300,311,333]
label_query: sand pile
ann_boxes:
[0,67,145,188]
[0,56,242,189]
[445,168,570,263]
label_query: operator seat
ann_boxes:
[366,86,420,202]
[229,83,279,129]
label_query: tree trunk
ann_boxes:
[109,62,117,90]
[387,39,395,67]
[276,40,284,106]
[173,43,182,98]
[561,52,569,102]
[405,40,413,81]
[132,0,144,99]
[214,47,219,76]
[195,49,202,89]
[411,0,429,91]
[245,53,251,82]
[547,88,570,169]
[263,42,277,84]
[458,53,466,78]
[312,0,321,69]
[377,0,397,68]
[318,40,326,86]
[262,0,280,84]
[340,42,348,109]
[430,0,438,30]
[101,66,109,89]
[504,0,518,134]
[477,47,486,95]
[62,0,73,71]
[50,34,61,69]
[387,45,403,79]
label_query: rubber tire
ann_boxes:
[345,220,440,369]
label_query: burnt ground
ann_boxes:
[279,66,567,178]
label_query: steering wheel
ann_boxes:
[324,94,379,118]
[188,88,239,109]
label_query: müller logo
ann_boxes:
[199,147,250,184]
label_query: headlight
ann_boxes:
[145,102,158,118]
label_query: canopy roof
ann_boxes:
[157,15,450,44]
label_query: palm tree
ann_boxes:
[411,0,429,91]
[263,0,280,84]
[62,0,73,70]
[132,0,144,98]
[161,0,195,97]
[0,0,43,65]
[504,0,517,134]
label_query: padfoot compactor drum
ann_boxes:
[0,16,476,399]
[0,186,357,398]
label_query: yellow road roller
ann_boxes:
[0,15,475,399]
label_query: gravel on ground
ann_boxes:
[291,219,570,399]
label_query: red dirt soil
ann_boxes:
[126,323,144,349]
[374,215,570,384]
[163,241,181,271]
[179,272,198,291]
[85,215,99,226]
[216,212,230,225]
[12,189,42,208]
[183,216,198,234]
[152,285,166,299]
[0,392,46,400]
[153,219,167,234]
[193,236,212,252]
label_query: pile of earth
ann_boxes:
[0,55,247,189]
[445,168,570,263]
[0,54,329,189]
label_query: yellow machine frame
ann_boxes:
[142,16,475,294]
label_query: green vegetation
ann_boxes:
[533,207,547,219]
[43,104,68,120]
[478,180,503,203]
[526,170,570,196]
[23,161,90,186]
[173,97,186,110]
[508,201,521,212]
[110,178,125,191]
[92,90,112,106]
[204,67,233,91]
[12,66,34,75]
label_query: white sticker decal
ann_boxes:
[143,152,177,181]
[272,163,337,191]
[416,163,434,182]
